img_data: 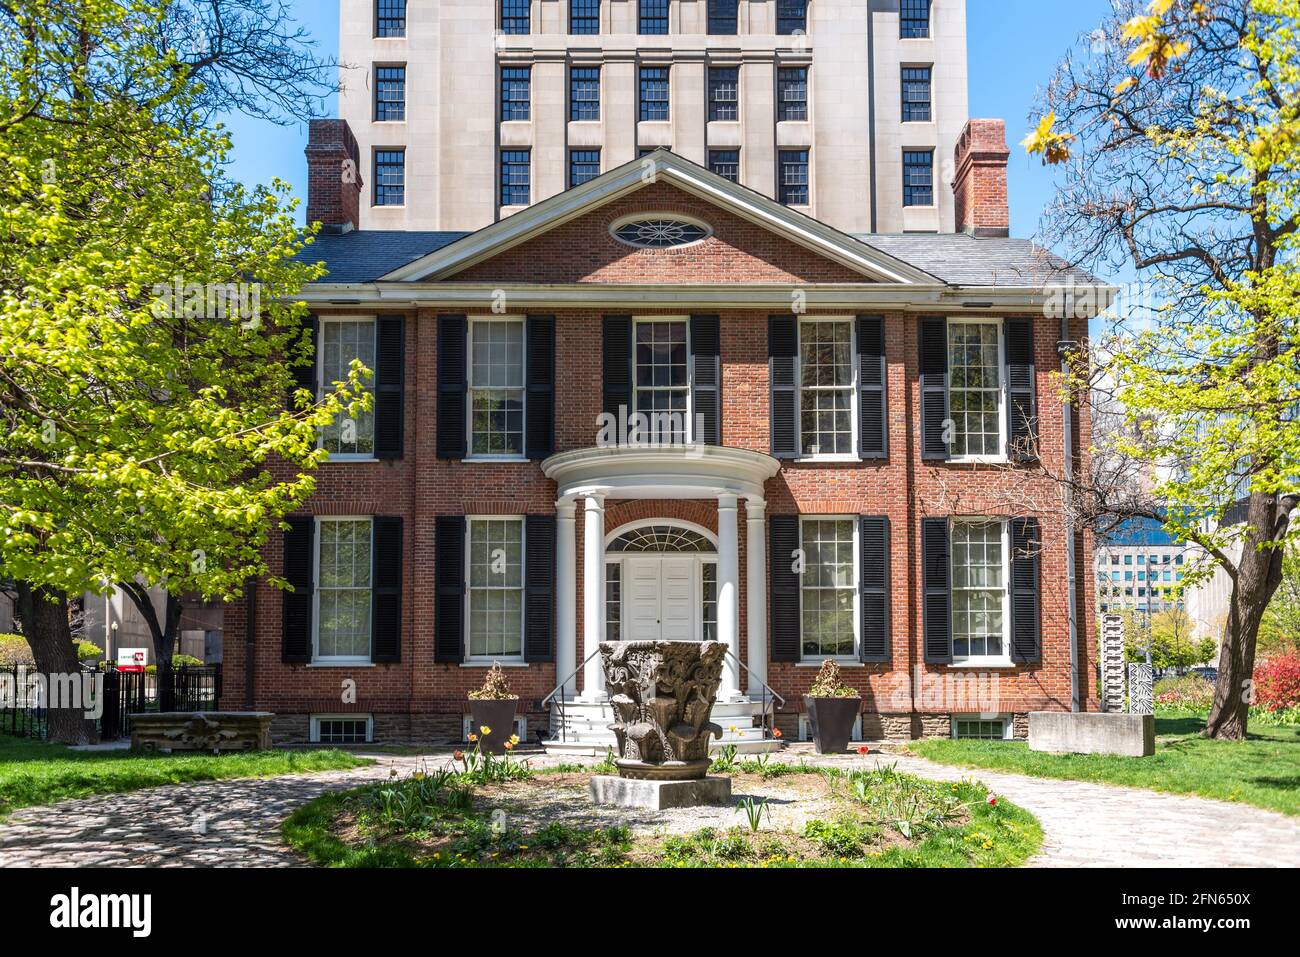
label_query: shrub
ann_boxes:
[1153,674,1215,712]
[1253,653,1300,713]
[0,634,34,667]
[808,659,858,699]
[75,641,103,663]
[467,662,517,701]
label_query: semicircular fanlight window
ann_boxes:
[608,525,715,553]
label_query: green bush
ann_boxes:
[1153,674,1215,711]
[0,634,34,667]
[75,640,102,662]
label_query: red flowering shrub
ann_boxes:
[1253,654,1300,712]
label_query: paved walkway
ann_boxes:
[0,748,1296,867]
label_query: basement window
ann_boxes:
[952,715,1011,740]
[312,715,373,744]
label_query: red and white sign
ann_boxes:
[117,648,148,673]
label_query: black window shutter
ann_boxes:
[857,315,888,459]
[288,315,317,408]
[1004,319,1038,463]
[526,314,556,459]
[769,515,801,662]
[1010,517,1042,663]
[524,515,556,662]
[768,315,799,458]
[859,516,890,663]
[921,517,952,663]
[690,314,722,445]
[371,516,403,662]
[919,317,950,460]
[434,515,466,662]
[374,316,405,459]
[281,516,314,663]
[602,315,633,421]
[436,315,468,459]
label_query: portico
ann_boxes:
[542,445,780,751]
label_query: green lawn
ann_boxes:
[0,735,370,816]
[907,713,1300,816]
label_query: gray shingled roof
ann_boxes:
[855,234,1103,287]
[295,227,1104,288]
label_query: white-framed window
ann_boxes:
[320,317,377,459]
[951,518,1011,665]
[797,317,857,458]
[800,713,863,742]
[633,316,691,444]
[462,715,528,743]
[948,319,1006,461]
[466,516,525,661]
[951,714,1011,740]
[799,517,858,660]
[314,517,373,663]
[468,317,526,459]
[311,714,373,744]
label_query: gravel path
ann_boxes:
[0,747,1295,868]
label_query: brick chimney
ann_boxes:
[952,119,1011,238]
[306,119,362,233]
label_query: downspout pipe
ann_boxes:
[1059,318,1081,712]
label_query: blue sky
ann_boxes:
[222,0,1114,245]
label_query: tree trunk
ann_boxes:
[119,583,183,666]
[14,582,96,745]
[1204,492,1290,740]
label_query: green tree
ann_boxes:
[1124,608,1218,669]
[1258,543,1300,655]
[0,1,364,742]
[1026,0,1300,739]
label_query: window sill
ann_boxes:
[948,660,1017,670]
[324,455,378,464]
[464,455,529,463]
[792,455,861,465]
[796,659,868,668]
[307,661,376,668]
[946,456,1010,467]
[460,660,529,668]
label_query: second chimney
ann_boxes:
[952,119,1010,238]
[306,119,363,234]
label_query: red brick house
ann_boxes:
[221,117,1108,748]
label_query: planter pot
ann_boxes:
[803,696,861,755]
[468,699,518,755]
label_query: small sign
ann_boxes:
[117,648,148,673]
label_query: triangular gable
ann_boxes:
[382,150,939,285]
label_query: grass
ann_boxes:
[907,712,1300,816]
[0,735,370,816]
[283,763,1042,868]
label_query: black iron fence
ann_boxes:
[0,662,222,742]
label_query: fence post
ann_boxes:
[159,659,175,713]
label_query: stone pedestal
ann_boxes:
[589,774,732,810]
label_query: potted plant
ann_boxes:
[467,663,519,755]
[803,659,861,755]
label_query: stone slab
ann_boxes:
[588,774,733,810]
[1029,711,1155,758]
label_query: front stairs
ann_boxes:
[542,696,781,756]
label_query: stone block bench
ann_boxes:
[129,712,275,753]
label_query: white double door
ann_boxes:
[623,556,699,641]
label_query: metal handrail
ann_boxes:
[540,647,604,709]
[723,649,785,708]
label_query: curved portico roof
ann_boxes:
[541,445,780,503]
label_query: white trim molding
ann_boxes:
[542,444,780,504]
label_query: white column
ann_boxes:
[717,494,742,700]
[581,493,607,701]
[555,500,577,695]
[745,499,768,696]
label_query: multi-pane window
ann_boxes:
[469,319,525,457]
[321,319,375,456]
[317,519,372,660]
[634,319,689,444]
[639,0,668,34]
[777,67,808,121]
[376,0,406,38]
[800,519,857,659]
[952,520,1007,661]
[702,564,718,640]
[777,0,807,34]
[954,718,1007,740]
[501,0,530,34]
[778,149,809,205]
[708,149,739,182]
[373,149,405,206]
[570,66,600,121]
[501,66,530,121]
[948,321,1003,457]
[605,564,622,641]
[708,67,738,121]
[901,66,931,122]
[569,149,600,187]
[570,0,600,34]
[708,0,739,34]
[467,518,524,659]
[901,0,932,39]
[799,319,854,456]
[903,149,933,206]
[500,149,530,206]
[314,717,372,744]
[639,66,670,121]
[374,66,405,122]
